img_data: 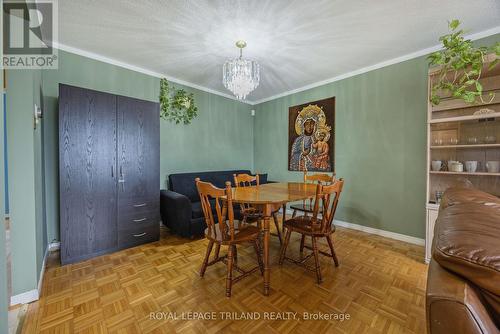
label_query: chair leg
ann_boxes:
[258,220,264,250]
[200,240,214,277]
[299,235,306,253]
[279,228,292,265]
[292,209,297,218]
[226,245,234,297]
[213,244,221,261]
[233,245,238,266]
[272,213,282,244]
[311,237,323,284]
[326,235,339,267]
[253,240,264,275]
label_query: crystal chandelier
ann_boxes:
[223,40,260,100]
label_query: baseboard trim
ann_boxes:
[10,289,39,306]
[333,219,425,246]
[10,245,50,306]
[284,208,424,246]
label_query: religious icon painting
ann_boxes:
[288,97,335,172]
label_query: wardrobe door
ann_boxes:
[59,84,118,265]
[117,96,160,248]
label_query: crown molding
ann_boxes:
[251,25,500,105]
[53,25,499,107]
[53,42,253,105]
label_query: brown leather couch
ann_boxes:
[426,187,500,334]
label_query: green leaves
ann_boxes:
[449,19,460,30]
[428,19,499,105]
[159,78,198,124]
[159,78,170,118]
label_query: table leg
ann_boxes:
[263,215,270,296]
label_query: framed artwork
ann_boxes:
[288,97,335,172]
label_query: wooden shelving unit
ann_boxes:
[429,171,500,176]
[430,112,500,124]
[431,144,500,149]
[425,54,500,263]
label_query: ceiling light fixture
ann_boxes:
[222,40,260,100]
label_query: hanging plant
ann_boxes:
[159,78,198,124]
[428,19,500,105]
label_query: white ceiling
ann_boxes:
[55,0,500,103]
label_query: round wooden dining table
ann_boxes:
[230,182,318,295]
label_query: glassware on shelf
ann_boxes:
[467,136,480,145]
[448,138,458,145]
[433,138,443,146]
[484,135,497,144]
[435,191,444,204]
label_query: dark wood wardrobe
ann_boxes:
[59,84,160,265]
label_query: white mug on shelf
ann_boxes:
[431,161,442,171]
[449,162,464,173]
[447,160,458,171]
[486,161,500,173]
[464,161,478,173]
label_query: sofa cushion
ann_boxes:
[432,200,500,299]
[440,187,500,211]
[191,200,243,220]
[168,170,267,202]
[191,201,204,219]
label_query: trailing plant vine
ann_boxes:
[428,19,500,105]
[159,78,198,124]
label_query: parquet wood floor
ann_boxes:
[21,222,428,334]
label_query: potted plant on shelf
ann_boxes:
[428,19,500,106]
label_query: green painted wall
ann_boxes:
[41,50,253,243]
[2,9,48,302]
[159,90,254,183]
[254,33,500,239]
[6,69,44,295]
[254,57,428,238]
[0,64,8,334]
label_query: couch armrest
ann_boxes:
[426,260,498,334]
[160,190,192,237]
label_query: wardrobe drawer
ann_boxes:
[118,224,159,249]
[119,195,159,208]
[118,211,160,230]
[119,197,159,216]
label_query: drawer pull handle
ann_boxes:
[133,203,147,207]
[133,232,147,237]
[133,218,147,222]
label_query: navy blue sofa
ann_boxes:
[160,170,268,238]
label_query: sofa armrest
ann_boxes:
[160,190,192,237]
[426,260,498,334]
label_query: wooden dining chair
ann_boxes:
[279,178,344,284]
[233,173,283,244]
[290,171,335,218]
[290,172,335,252]
[196,178,263,297]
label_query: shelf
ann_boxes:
[430,171,500,176]
[430,144,500,149]
[431,90,500,112]
[429,112,500,124]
